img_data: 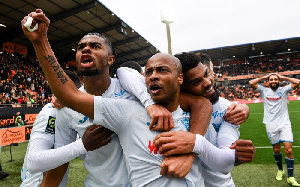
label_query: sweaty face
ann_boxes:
[182,63,215,101]
[269,75,280,90]
[145,54,182,106]
[76,35,114,76]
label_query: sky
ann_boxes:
[100,0,300,54]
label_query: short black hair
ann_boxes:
[119,61,142,74]
[174,52,201,74]
[64,70,81,89]
[84,33,116,56]
[268,74,280,81]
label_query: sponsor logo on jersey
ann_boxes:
[266,96,282,101]
[212,111,224,119]
[181,118,190,131]
[148,140,161,155]
[114,89,128,97]
[45,116,55,134]
[79,116,89,123]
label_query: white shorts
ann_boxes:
[265,123,293,145]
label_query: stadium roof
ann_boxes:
[0,0,160,66]
[1,0,300,66]
[191,37,300,62]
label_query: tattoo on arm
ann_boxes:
[45,55,68,84]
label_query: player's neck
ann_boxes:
[83,74,111,96]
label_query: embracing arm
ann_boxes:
[179,93,212,135]
[27,125,112,173]
[223,103,249,125]
[26,138,86,173]
[155,131,235,173]
[21,9,94,118]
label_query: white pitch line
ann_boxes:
[256,146,300,149]
[251,111,300,115]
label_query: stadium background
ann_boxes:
[0,0,299,186]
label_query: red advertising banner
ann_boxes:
[2,41,27,55]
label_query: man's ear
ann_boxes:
[108,55,115,66]
[178,73,183,85]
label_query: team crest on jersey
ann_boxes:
[114,89,128,97]
[45,116,55,134]
[212,123,221,132]
[277,92,283,97]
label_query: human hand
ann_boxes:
[51,95,64,109]
[230,139,256,164]
[21,9,50,42]
[82,125,114,151]
[160,153,195,178]
[146,104,174,131]
[154,131,195,156]
[224,103,249,125]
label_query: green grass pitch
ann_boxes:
[0,100,300,186]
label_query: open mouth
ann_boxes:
[81,56,93,68]
[204,86,215,96]
[149,83,162,94]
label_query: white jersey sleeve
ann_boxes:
[193,133,235,173]
[217,121,240,148]
[21,104,70,187]
[26,138,86,173]
[117,67,155,108]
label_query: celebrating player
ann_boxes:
[249,73,300,186]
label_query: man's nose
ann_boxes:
[149,71,159,81]
[82,46,91,53]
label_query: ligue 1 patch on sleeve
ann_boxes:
[45,116,56,134]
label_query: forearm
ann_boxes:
[281,76,300,87]
[193,134,235,173]
[41,163,69,187]
[179,94,212,135]
[27,138,86,173]
[249,77,264,89]
[117,67,155,107]
[33,40,77,105]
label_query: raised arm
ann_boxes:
[277,74,300,90]
[21,9,94,118]
[249,74,270,90]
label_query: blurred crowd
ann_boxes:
[214,54,300,77]
[217,83,300,101]
[0,52,53,107]
[0,51,299,106]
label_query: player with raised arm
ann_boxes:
[249,73,300,186]
[21,9,213,186]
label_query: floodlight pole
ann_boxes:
[161,8,174,55]
[162,21,172,55]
